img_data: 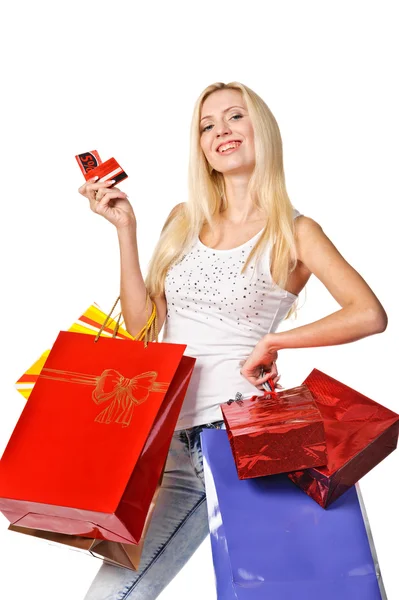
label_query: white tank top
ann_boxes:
[162,209,302,429]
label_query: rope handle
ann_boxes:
[94,293,158,347]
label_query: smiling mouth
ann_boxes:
[217,141,242,154]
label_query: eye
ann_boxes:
[201,113,243,133]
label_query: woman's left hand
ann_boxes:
[240,335,282,391]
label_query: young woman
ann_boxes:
[79,82,387,600]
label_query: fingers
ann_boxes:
[255,361,278,386]
[95,185,126,204]
[78,175,99,197]
[78,176,116,201]
[91,190,128,214]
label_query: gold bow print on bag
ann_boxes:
[40,367,169,427]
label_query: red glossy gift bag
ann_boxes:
[221,382,327,479]
[8,468,164,571]
[0,330,195,543]
[288,369,399,507]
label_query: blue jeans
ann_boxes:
[83,421,225,600]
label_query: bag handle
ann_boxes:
[260,368,275,393]
[94,293,158,347]
[227,370,277,405]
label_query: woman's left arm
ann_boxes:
[241,216,388,388]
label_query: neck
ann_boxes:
[219,172,263,224]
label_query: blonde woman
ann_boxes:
[79,82,387,600]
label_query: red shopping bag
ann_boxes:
[221,381,327,479]
[8,468,164,571]
[0,330,195,543]
[288,369,399,507]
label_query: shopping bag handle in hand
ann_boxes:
[94,293,158,346]
[227,375,277,405]
[260,367,275,393]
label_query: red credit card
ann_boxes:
[75,151,102,176]
[75,151,128,186]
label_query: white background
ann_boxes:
[0,1,397,598]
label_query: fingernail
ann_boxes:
[92,176,99,181]
[109,179,116,183]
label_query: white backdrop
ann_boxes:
[0,1,397,598]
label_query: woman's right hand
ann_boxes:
[78,176,136,230]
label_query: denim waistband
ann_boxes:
[184,420,224,434]
[175,420,225,437]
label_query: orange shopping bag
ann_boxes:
[15,301,135,401]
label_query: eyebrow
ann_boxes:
[200,105,246,123]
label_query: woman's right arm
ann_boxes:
[78,176,181,337]
[117,223,166,337]
[118,202,185,336]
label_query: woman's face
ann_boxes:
[199,89,255,176]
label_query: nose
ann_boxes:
[215,119,232,138]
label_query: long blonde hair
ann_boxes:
[145,81,298,318]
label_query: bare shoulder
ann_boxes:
[293,215,331,262]
[294,214,323,237]
[161,202,186,233]
[168,201,186,218]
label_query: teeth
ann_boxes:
[218,141,241,153]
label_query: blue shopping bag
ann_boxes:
[201,429,385,600]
